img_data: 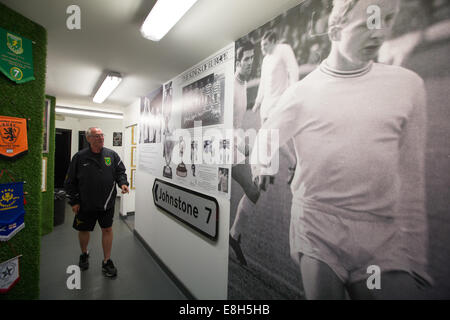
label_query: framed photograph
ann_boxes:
[41,157,47,192]
[131,146,136,168]
[130,168,136,190]
[43,98,50,153]
[131,125,137,145]
[113,132,122,146]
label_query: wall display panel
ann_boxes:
[138,86,164,176]
[228,0,450,299]
[139,45,234,199]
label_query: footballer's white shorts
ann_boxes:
[289,197,430,285]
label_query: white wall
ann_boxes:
[121,99,140,216]
[123,99,230,299]
[128,48,233,299]
[134,172,230,299]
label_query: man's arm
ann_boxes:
[250,85,302,186]
[64,154,81,210]
[252,60,266,112]
[114,153,129,193]
[282,44,299,86]
[397,78,429,283]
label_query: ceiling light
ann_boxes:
[140,0,199,41]
[93,72,122,103]
[55,107,123,119]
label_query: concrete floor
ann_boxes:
[39,199,187,300]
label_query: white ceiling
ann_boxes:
[0,0,303,111]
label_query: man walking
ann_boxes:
[65,127,129,278]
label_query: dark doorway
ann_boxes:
[55,128,72,188]
[78,130,89,151]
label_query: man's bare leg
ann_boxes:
[230,164,260,237]
[78,231,90,254]
[300,254,346,300]
[229,164,260,265]
[101,227,113,262]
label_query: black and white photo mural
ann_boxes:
[228,0,450,299]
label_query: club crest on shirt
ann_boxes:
[104,157,111,166]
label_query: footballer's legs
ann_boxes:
[347,271,422,300]
[299,254,347,300]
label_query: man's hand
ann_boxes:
[72,204,80,215]
[121,185,130,194]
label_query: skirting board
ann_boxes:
[133,229,196,300]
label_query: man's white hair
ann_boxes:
[328,0,360,29]
[86,127,101,136]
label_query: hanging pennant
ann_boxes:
[0,182,25,241]
[0,27,35,84]
[0,255,21,293]
[0,116,28,159]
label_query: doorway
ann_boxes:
[78,131,89,151]
[54,128,72,188]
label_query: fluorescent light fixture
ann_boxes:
[55,107,123,119]
[93,72,122,103]
[140,0,199,41]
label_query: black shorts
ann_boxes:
[72,207,114,231]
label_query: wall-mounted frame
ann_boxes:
[130,168,136,190]
[113,132,122,146]
[131,146,136,168]
[41,157,47,192]
[131,125,137,145]
[43,98,50,153]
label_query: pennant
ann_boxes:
[0,27,35,84]
[0,182,25,241]
[0,116,28,159]
[0,255,21,293]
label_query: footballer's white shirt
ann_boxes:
[255,43,299,121]
[252,61,428,277]
[234,75,248,130]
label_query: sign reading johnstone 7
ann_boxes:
[152,179,219,241]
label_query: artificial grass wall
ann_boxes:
[41,95,55,236]
[0,3,47,299]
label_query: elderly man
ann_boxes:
[65,127,129,278]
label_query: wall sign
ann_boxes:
[0,27,35,84]
[153,179,218,241]
[113,132,122,146]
